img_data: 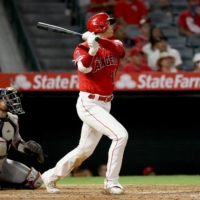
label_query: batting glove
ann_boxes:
[87,33,99,56]
[82,31,94,41]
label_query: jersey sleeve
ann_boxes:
[73,45,90,64]
[73,44,95,73]
[98,38,125,58]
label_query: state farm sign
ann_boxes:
[0,73,79,91]
[115,73,200,91]
[32,74,79,89]
[1,72,200,91]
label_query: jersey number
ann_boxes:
[111,69,117,84]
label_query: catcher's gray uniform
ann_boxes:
[0,112,42,189]
[0,87,44,189]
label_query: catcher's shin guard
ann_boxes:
[21,167,42,189]
[0,137,7,172]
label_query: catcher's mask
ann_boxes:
[0,87,25,114]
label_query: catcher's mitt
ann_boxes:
[23,140,44,163]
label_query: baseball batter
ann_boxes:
[42,12,128,195]
[0,87,44,189]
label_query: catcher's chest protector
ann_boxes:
[0,115,17,149]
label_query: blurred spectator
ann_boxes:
[143,166,156,176]
[112,25,137,70]
[156,51,176,72]
[147,36,182,71]
[78,0,90,15]
[72,166,93,177]
[149,0,171,15]
[112,24,129,42]
[119,38,136,70]
[121,47,152,72]
[114,0,148,27]
[86,0,117,23]
[178,0,200,36]
[193,52,200,71]
[64,0,72,16]
[140,0,150,10]
[98,163,107,176]
[134,18,151,48]
[142,26,164,56]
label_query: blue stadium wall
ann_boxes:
[8,91,200,176]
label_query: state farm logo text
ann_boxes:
[13,74,79,90]
[116,74,200,89]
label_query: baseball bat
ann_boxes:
[37,22,82,36]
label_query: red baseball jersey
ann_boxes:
[134,36,149,48]
[178,10,200,34]
[87,0,108,13]
[114,0,148,25]
[73,41,124,96]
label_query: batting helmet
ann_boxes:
[87,13,116,33]
[0,87,25,114]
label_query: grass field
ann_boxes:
[57,175,200,185]
[2,176,200,200]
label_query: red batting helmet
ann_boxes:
[87,13,116,33]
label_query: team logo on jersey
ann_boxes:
[93,55,118,73]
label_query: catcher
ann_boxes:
[0,87,44,189]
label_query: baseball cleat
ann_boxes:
[104,183,124,195]
[41,172,60,194]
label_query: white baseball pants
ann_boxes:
[45,91,128,186]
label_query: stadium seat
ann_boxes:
[170,2,188,16]
[16,2,65,14]
[171,15,179,26]
[36,48,74,58]
[195,47,200,54]
[32,38,80,48]
[14,0,80,71]
[168,36,186,49]
[21,14,71,26]
[148,11,173,26]
[178,47,194,60]
[186,34,200,48]
[181,60,195,71]
[125,25,140,38]
[161,26,180,38]
[39,58,75,72]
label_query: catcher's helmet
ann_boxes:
[0,87,25,114]
[87,13,116,33]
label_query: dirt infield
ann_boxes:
[1,184,200,200]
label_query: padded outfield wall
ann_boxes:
[8,91,200,176]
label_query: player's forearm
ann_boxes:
[81,54,94,67]
[97,38,124,57]
[179,26,192,36]
[77,54,93,73]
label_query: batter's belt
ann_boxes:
[88,94,113,102]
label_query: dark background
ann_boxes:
[8,91,200,176]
